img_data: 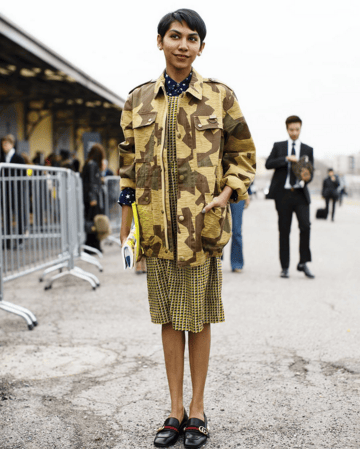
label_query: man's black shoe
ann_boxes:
[297,263,315,279]
[280,269,289,278]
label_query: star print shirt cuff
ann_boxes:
[118,187,135,206]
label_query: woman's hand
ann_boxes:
[120,205,133,246]
[202,186,233,213]
[90,200,97,207]
[244,197,251,209]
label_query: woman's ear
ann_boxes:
[157,34,163,51]
[198,42,205,56]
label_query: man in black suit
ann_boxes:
[1,134,25,247]
[322,168,340,221]
[265,116,315,279]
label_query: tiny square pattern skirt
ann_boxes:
[146,95,225,333]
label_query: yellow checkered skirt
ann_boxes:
[146,96,225,333]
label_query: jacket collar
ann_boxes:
[154,68,203,100]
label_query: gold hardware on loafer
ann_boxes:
[157,426,164,432]
[198,426,208,435]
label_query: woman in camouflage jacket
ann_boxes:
[119,8,256,448]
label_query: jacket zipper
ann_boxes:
[160,92,169,250]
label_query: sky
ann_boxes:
[2,0,360,160]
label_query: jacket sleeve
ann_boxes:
[265,144,287,169]
[119,93,136,191]
[322,179,326,197]
[221,90,256,203]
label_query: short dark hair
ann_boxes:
[285,115,302,128]
[328,168,334,173]
[158,9,207,45]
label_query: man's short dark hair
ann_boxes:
[285,115,302,128]
[158,9,207,45]
[328,168,334,173]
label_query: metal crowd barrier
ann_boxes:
[0,163,101,330]
[103,176,121,245]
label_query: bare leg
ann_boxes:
[162,322,186,422]
[188,323,211,420]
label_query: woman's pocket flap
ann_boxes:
[194,115,223,131]
[133,112,157,129]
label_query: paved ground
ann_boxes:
[1,196,360,449]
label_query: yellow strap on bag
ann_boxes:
[132,202,140,261]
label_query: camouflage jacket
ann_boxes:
[119,69,256,267]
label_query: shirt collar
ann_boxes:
[288,138,300,150]
[154,68,203,100]
[6,148,15,163]
[164,71,192,97]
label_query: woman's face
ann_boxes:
[157,21,205,73]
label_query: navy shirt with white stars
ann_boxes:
[118,187,135,206]
[164,71,192,97]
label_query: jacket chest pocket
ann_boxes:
[133,111,158,161]
[194,116,223,168]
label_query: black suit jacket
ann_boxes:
[265,141,314,204]
[0,152,25,165]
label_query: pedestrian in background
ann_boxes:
[119,8,256,448]
[230,186,252,273]
[82,143,105,252]
[265,116,315,279]
[322,168,339,221]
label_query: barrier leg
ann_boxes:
[44,268,97,291]
[82,245,103,258]
[73,267,100,286]
[2,301,38,326]
[39,262,68,282]
[0,301,37,330]
[80,252,103,272]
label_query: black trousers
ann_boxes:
[275,189,311,269]
[84,201,102,251]
[325,196,337,220]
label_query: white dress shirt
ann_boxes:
[284,139,304,189]
[5,148,15,163]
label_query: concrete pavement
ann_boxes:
[1,197,360,448]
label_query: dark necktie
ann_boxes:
[290,142,296,186]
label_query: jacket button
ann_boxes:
[179,215,184,222]
[179,175,184,181]
[198,123,203,128]
[145,196,149,202]
[177,133,181,139]
[148,118,152,122]
[179,256,185,262]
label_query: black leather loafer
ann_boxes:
[280,268,289,278]
[297,263,315,279]
[184,414,209,449]
[154,410,188,447]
